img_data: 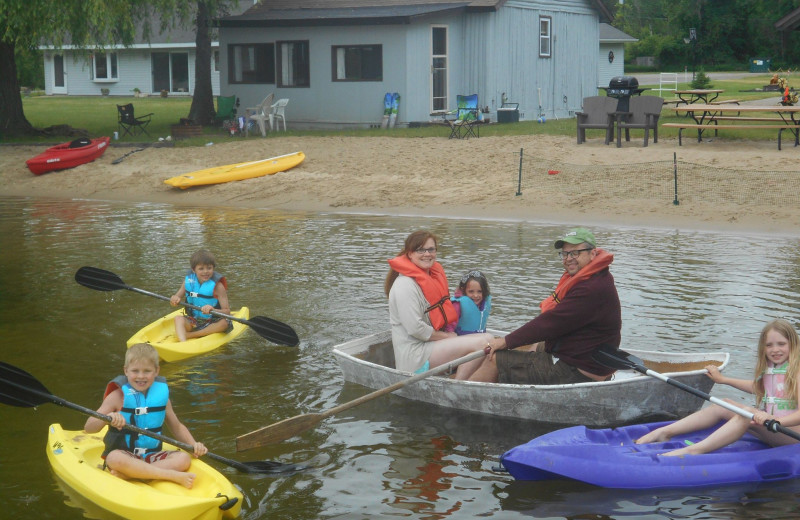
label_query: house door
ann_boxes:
[151,52,189,93]
[431,26,448,112]
[52,54,67,94]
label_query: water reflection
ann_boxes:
[2,196,800,519]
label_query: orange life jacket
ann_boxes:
[388,255,458,331]
[539,249,614,313]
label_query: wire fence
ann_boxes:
[513,150,800,207]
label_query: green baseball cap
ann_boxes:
[554,227,596,249]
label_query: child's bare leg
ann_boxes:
[174,316,191,342]
[429,333,493,380]
[636,404,734,444]
[185,319,228,339]
[106,450,196,488]
[663,414,751,456]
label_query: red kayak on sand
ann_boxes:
[26,136,111,175]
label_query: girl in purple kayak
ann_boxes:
[637,319,800,455]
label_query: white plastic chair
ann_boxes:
[244,93,274,137]
[269,99,289,131]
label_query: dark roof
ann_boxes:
[219,0,612,27]
[599,23,636,43]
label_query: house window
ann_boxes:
[539,16,552,58]
[332,45,382,81]
[93,52,118,81]
[228,43,275,84]
[278,41,310,87]
[213,50,219,73]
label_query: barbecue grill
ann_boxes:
[605,76,646,112]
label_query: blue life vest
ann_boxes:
[452,295,492,335]
[184,270,223,319]
[102,375,168,458]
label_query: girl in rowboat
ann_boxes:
[636,319,800,455]
[385,230,491,379]
[170,249,232,342]
[448,270,492,335]
[85,343,207,488]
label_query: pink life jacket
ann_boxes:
[759,361,797,417]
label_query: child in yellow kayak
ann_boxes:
[84,343,208,488]
[170,249,231,342]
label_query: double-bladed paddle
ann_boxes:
[236,347,490,451]
[0,361,305,474]
[111,147,145,164]
[592,346,800,443]
[75,266,299,346]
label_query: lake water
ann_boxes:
[2,195,800,519]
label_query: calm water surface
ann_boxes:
[2,196,800,519]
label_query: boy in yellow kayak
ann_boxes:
[170,249,231,342]
[84,343,208,488]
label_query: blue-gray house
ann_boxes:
[218,0,612,128]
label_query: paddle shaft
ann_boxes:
[111,148,144,164]
[236,348,489,451]
[9,376,256,472]
[633,359,800,443]
[126,284,243,325]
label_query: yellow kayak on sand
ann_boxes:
[164,151,304,189]
[127,307,250,362]
[46,424,243,520]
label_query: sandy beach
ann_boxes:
[3,133,800,235]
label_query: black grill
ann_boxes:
[605,76,645,112]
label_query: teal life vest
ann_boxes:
[184,270,224,319]
[452,295,492,335]
[102,375,168,458]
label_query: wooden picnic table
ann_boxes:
[672,89,724,105]
[665,104,800,150]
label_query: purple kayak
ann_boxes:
[501,420,800,489]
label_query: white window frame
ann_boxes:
[539,16,552,58]
[431,25,448,113]
[93,52,118,82]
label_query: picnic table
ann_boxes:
[664,104,800,150]
[672,89,724,105]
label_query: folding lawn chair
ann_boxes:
[445,94,480,139]
[117,103,153,138]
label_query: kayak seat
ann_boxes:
[117,103,154,138]
[68,137,92,148]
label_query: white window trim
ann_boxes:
[539,16,552,58]
[92,52,119,82]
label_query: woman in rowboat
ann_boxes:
[385,230,491,380]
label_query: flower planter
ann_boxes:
[170,124,203,140]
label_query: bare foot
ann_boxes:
[661,447,691,457]
[635,428,672,444]
[170,471,196,489]
[109,469,131,481]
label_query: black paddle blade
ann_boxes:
[75,266,128,292]
[237,461,308,474]
[592,346,645,371]
[248,316,299,346]
[0,362,52,407]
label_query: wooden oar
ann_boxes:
[75,266,299,346]
[236,347,490,451]
[0,361,305,474]
[593,346,800,443]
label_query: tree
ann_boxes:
[0,0,163,137]
[185,1,238,126]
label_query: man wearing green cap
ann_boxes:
[469,227,621,384]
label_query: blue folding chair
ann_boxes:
[444,94,480,139]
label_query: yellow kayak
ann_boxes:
[127,308,250,362]
[164,151,304,189]
[46,424,243,520]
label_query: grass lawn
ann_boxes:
[7,72,787,145]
